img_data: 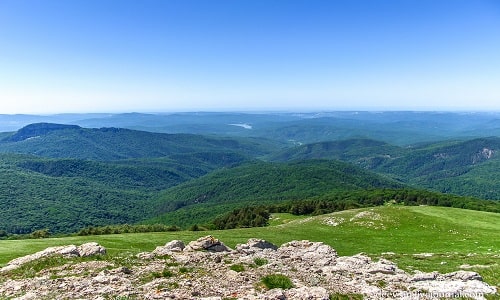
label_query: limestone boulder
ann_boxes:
[152,240,185,256]
[236,238,278,254]
[184,235,231,252]
[77,242,106,257]
[0,242,106,273]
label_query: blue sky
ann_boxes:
[0,0,499,113]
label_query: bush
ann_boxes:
[253,257,268,266]
[189,224,201,231]
[152,268,174,278]
[261,274,294,290]
[30,229,50,239]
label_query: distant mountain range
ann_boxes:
[1,111,499,145]
[0,122,283,160]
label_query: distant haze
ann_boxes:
[1,0,499,114]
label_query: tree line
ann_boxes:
[210,188,500,230]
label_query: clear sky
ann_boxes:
[0,0,499,114]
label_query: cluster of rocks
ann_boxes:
[0,236,496,299]
[0,242,106,273]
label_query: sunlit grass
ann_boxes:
[1,206,498,287]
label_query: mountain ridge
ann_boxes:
[0,120,498,235]
[270,137,500,200]
[0,123,283,160]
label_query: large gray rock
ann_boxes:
[443,270,483,281]
[152,240,185,256]
[410,271,439,282]
[0,242,106,273]
[409,275,496,297]
[367,258,397,274]
[77,242,106,257]
[184,235,231,252]
[278,240,338,267]
[236,238,278,254]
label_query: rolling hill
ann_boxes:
[0,154,407,234]
[0,123,283,160]
[378,137,500,199]
[270,138,405,167]
[0,151,250,234]
[145,160,405,227]
[270,137,500,200]
[0,119,498,236]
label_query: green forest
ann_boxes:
[0,117,498,237]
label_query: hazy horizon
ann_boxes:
[2,109,500,117]
[1,0,499,114]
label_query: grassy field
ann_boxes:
[1,205,499,287]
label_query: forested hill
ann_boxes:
[270,137,500,200]
[0,151,250,234]
[378,137,500,200]
[147,160,404,227]
[4,123,81,142]
[0,119,498,235]
[0,123,283,160]
[270,138,404,164]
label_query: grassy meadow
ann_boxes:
[1,205,498,287]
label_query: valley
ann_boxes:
[0,112,498,235]
[0,111,498,298]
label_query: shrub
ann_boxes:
[30,228,50,239]
[253,257,268,266]
[189,224,200,231]
[261,274,294,290]
[152,268,174,278]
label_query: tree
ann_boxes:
[31,228,50,239]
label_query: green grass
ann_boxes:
[268,213,305,226]
[261,274,294,289]
[1,206,498,287]
[152,268,174,278]
[253,257,269,266]
[229,264,245,272]
[329,293,364,300]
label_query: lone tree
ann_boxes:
[31,228,50,239]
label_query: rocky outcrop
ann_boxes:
[235,238,278,254]
[0,242,105,272]
[76,242,107,257]
[184,235,231,252]
[0,237,496,299]
[151,239,186,257]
